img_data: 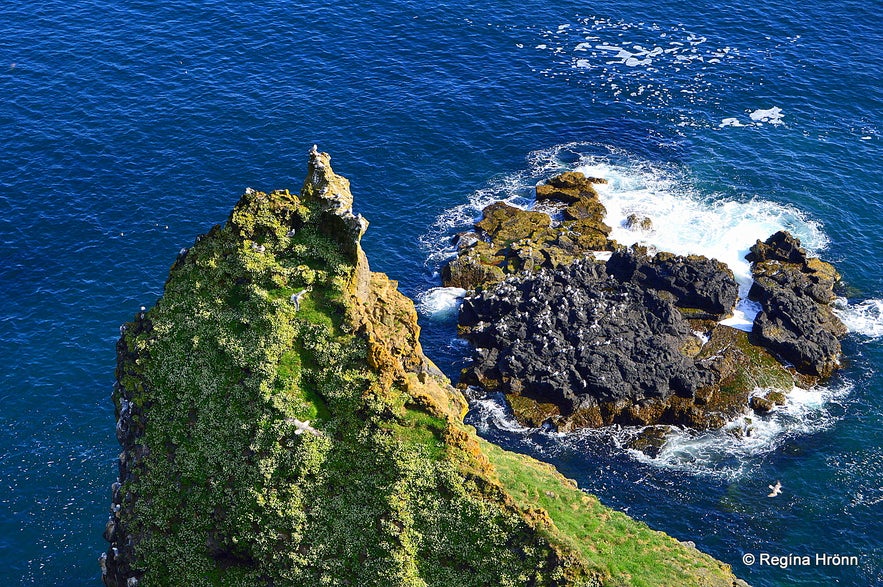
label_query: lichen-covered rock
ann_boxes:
[747,231,847,377]
[441,171,614,290]
[102,150,745,587]
[534,171,607,204]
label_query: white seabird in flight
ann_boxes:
[767,481,783,497]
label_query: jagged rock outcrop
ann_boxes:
[459,253,790,430]
[442,172,613,290]
[101,151,747,587]
[460,258,712,424]
[449,172,846,432]
[747,231,847,378]
[607,247,739,320]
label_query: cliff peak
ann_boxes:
[101,151,747,587]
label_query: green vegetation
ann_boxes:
[483,441,739,587]
[110,154,745,586]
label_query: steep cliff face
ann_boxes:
[101,149,747,587]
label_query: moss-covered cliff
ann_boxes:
[101,149,747,587]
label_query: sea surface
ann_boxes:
[1,1,881,585]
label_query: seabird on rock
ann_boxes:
[251,243,266,253]
[310,144,318,155]
[767,481,783,497]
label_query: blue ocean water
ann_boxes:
[1,1,880,585]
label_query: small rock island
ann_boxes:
[445,172,847,433]
[101,151,748,586]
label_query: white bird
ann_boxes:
[288,418,320,436]
[768,481,782,497]
[290,287,312,311]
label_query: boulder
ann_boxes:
[607,247,739,320]
[747,231,846,378]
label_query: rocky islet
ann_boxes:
[448,171,847,433]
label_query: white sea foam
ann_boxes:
[574,156,827,302]
[749,106,785,125]
[832,298,883,338]
[719,117,746,128]
[421,142,829,307]
[468,381,853,481]
[416,287,467,321]
[719,299,761,332]
[420,143,867,477]
[470,393,535,434]
[624,381,853,479]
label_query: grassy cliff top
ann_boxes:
[103,149,747,587]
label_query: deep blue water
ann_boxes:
[1,1,881,585]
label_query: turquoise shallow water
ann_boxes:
[1,1,881,585]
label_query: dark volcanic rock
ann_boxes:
[448,176,848,433]
[459,248,797,431]
[606,247,739,320]
[747,231,847,378]
[460,259,717,423]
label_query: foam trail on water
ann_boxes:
[832,298,883,338]
[623,381,853,480]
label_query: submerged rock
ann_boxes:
[627,426,675,458]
